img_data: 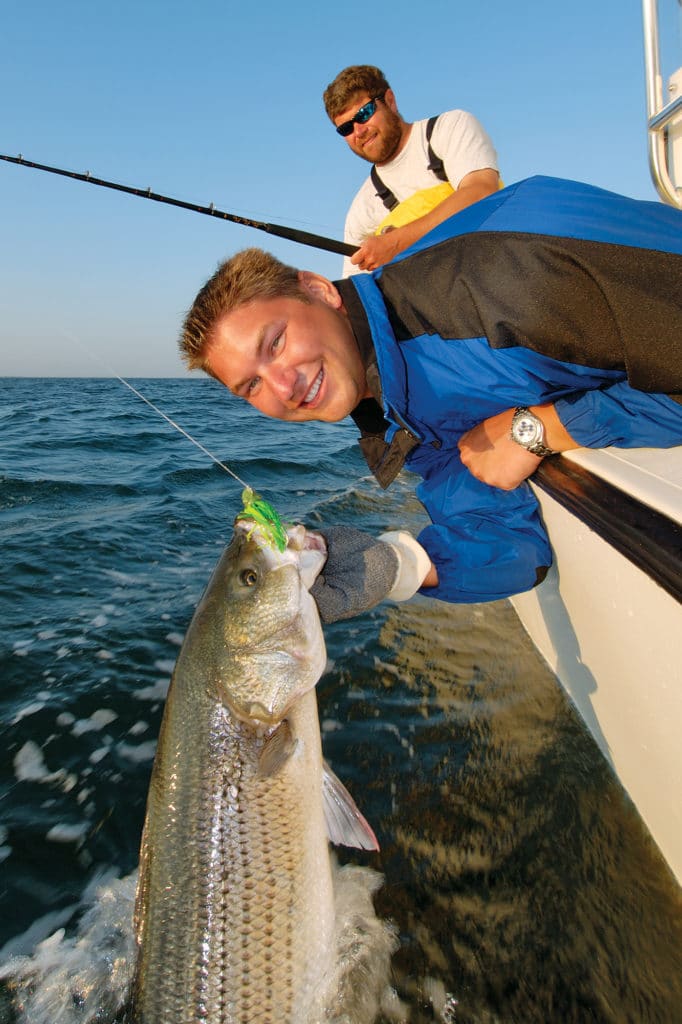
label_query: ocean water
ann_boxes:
[1,376,681,1023]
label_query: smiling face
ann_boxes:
[205,273,369,423]
[334,89,408,166]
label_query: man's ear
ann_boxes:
[298,271,343,309]
[384,88,398,114]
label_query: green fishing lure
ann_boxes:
[236,488,288,552]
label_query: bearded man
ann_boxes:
[323,64,500,275]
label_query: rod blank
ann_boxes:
[0,152,356,257]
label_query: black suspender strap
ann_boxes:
[370,165,399,212]
[425,115,447,181]
[371,115,447,211]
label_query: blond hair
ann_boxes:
[179,248,309,372]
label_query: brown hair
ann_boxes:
[323,65,391,121]
[179,248,309,372]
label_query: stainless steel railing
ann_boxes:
[642,0,682,207]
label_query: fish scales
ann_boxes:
[131,522,336,1023]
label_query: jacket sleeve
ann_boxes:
[554,382,682,449]
[412,447,553,604]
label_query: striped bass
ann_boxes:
[131,518,379,1023]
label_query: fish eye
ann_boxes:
[239,567,258,587]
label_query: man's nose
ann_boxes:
[268,364,299,403]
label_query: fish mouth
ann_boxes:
[286,525,326,589]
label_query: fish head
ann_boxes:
[193,520,328,727]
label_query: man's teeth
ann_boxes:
[304,371,323,404]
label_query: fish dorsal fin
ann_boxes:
[322,760,380,851]
[258,721,297,777]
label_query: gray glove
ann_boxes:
[310,526,400,624]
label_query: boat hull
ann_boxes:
[512,446,682,884]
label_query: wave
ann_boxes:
[3,378,682,1023]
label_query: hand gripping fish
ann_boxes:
[130,507,379,1024]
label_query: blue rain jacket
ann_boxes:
[339,176,682,604]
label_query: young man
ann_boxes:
[180,176,682,623]
[323,64,500,275]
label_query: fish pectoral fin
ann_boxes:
[258,721,298,777]
[322,760,380,852]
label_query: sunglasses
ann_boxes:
[335,97,382,137]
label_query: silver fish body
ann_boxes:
[131,521,337,1023]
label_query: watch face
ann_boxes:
[513,414,541,445]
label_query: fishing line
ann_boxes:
[114,377,287,549]
[0,152,357,258]
[101,375,288,549]
[113,375,249,490]
[58,329,251,492]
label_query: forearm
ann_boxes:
[350,168,499,271]
[554,384,682,448]
[420,562,439,588]
[459,385,682,491]
[389,177,498,251]
[458,403,579,491]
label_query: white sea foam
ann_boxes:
[89,747,110,765]
[11,701,47,724]
[164,631,184,646]
[102,568,147,585]
[134,678,170,701]
[153,658,176,674]
[0,905,80,963]
[71,709,118,736]
[116,740,157,764]
[0,872,137,1024]
[14,742,72,789]
[46,823,89,844]
[0,862,397,1024]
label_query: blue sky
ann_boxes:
[1,0,680,377]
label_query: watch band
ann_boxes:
[525,439,557,458]
[510,407,558,458]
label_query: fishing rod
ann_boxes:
[0,152,356,258]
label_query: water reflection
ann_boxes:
[320,597,682,1023]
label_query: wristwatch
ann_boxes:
[510,407,557,458]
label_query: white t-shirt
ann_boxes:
[342,109,499,276]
